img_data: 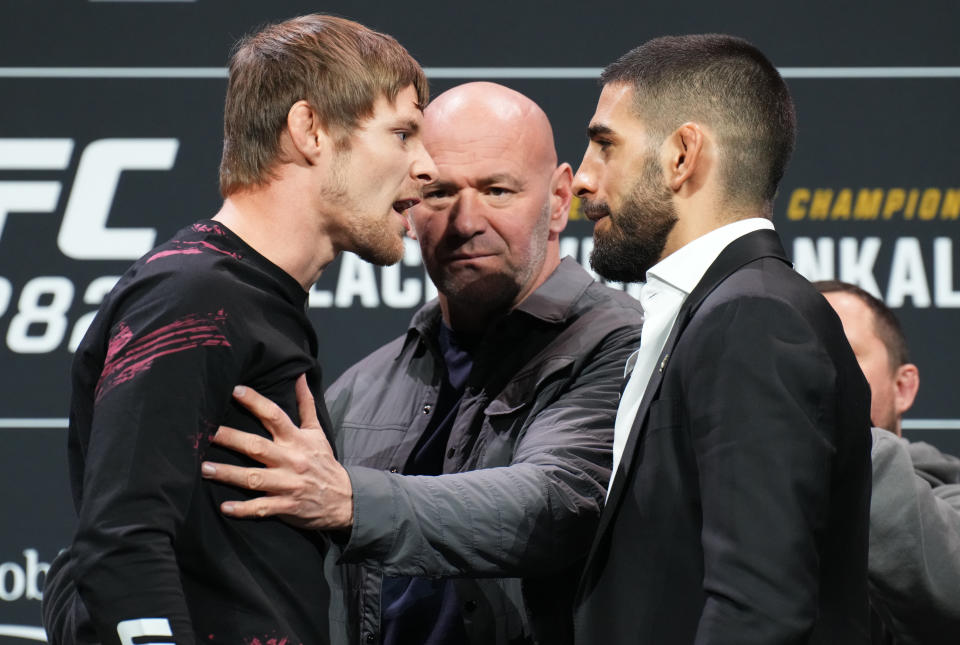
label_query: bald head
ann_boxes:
[424,82,558,174]
[410,82,573,334]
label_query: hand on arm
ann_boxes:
[330,323,640,577]
[201,374,354,530]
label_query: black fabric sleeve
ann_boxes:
[685,296,837,645]
[71,276,242,645]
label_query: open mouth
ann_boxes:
[392,198,420,214]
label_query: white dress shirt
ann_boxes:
[608,217,776,496]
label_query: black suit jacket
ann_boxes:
[574,229,872,644]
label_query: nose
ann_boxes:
[571,149,598,199]
[448,190,487,238]
[412,142,438,184]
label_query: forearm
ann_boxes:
[73,529,195,645]
[341,461,602,577]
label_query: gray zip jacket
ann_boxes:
[323,258,643,644]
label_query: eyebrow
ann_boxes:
[422,174,524,194]
[423,179,458,193]
[476,173,522,189]
[587,123,615,139]
[393,118,421,134]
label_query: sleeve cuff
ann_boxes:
[337,465,397,564]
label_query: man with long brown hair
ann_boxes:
[42,14,435,645]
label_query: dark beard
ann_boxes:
[588,164,678,283]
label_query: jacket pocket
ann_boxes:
[484,355,576,418]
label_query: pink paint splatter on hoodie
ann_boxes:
[96,310,231,402]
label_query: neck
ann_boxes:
[214,184,337,291]
[441,299,499,336]
[664,195,766,260]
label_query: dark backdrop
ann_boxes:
[1,1,958,639]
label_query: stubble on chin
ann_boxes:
[588,165,678,283]
[354,224,406,266]
[438,269,520,321]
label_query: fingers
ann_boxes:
[200,460,294,495]
[220,496,300,520]
[294,374,321,430]
[232,384,299,440]
[211,425,279,465]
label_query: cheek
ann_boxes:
[598,163,624,192]
[861,361,895,406]
[411,215,442,246]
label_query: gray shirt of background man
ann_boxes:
[325,257,641,644]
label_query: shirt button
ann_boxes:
[422,404,432,414]
[446,447,455,459]
[463,599,478,612]
[389,466,398,473]
[364,633,375,643]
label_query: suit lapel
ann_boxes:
[579,229,791,589]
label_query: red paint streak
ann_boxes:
[191,418,218,453]
[244,636,293,645]
[192,222,226,235]
[104,322,133,366]
[148,247,203,262]
[95,311,231,402]
[147,240,242,263]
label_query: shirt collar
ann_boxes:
[513,256,593,323]
[399,256,591,358]
[647,217,774,295]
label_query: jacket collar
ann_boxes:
[579,229,791,595]
[396,256,593,359]
[605,229,789,507]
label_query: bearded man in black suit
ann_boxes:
[572,34,872,644]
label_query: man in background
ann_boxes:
[43,15,436,645]
[817,280,960,645]
[201,82,643,644]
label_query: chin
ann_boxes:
[440,271,520,308]
[357,235,405,267]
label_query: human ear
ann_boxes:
[893,363,919,416]
[548,162,574,234]
[666,122,704,192]
[285,100,328,165]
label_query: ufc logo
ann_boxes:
[0,138,178,260]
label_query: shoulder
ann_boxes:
[581,279,645,321]
[906,440,960,488]
[325,334,410,401]
[105,262,241,333]
[558,264,644,342]
[90,244,258,359]
[109,227,253,315]
[676,271,845,391]
[691,258,839,344]
[871,427,910,467]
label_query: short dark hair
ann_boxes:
[601,34,796,213]
[219,14,428,197]
[815,280,910,369]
